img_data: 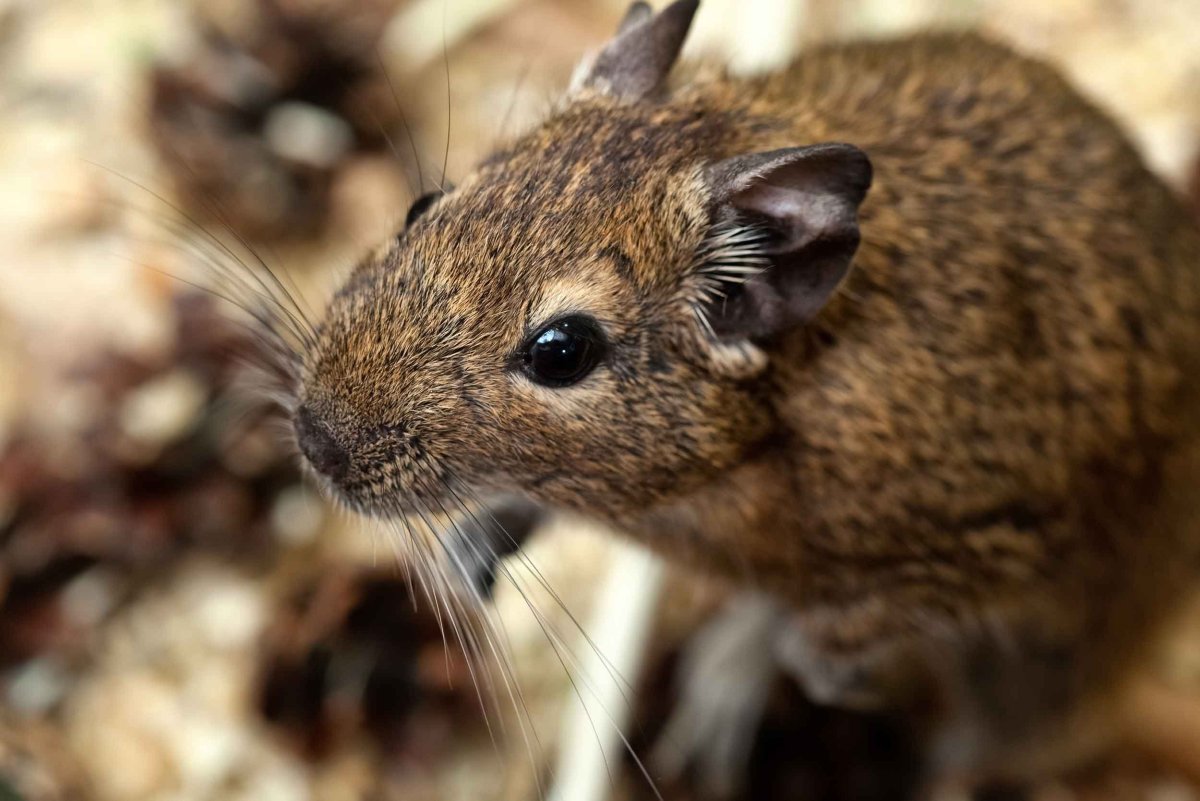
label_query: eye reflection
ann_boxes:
[522,315,606,387]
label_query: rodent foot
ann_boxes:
[773,615,919,711]
[649,594,783,798]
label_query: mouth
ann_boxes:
[298,452,540,602]
[294,441,444,519]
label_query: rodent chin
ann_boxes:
[314,471,454,523]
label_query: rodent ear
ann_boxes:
[570,0,699,102]
[616,1,654,33]
[702,143,872,340]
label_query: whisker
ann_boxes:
[398,514,450,653]
[394,512,502,752]
[251,237,321,341]
[113,254,299,363]
[93,162,318,346]
[439,0,452,192]
[101,190,306,336]
[105,64,318,335]
[97,167,317,348]
[548,542,667,801]
[369,105,418,202]
[442,479,638,702]
[127,218,313,349]
[421,475,666,801]
[402,478,553,799]
[401,500,546,798]
[376,48,427,195]
[498,57,534,144]
[135,148,321,340]
[404,509,477,684]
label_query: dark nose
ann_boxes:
[294,406,350,482]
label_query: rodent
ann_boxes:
[288,0,1200,792]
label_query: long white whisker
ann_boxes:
[428,475,664,801]
[405,479,549,799]
[96,164,318,345]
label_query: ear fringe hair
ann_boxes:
[684,220,771,339]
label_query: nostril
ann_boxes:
[295,406,350,482]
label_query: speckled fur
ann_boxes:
[300,26,1200,785]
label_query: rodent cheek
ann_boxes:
[637,367,773,478]
[490,372,627,485]
[504,370,616,419]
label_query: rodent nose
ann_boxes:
[295,406,350,482]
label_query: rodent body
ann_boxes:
[630,34,1200,780]
[293,1,1200,788]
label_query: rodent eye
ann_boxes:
[522,315,606,388]
[405,190,442,227]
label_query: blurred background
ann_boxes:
[1,1,1200,800]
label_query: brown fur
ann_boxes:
[297,16,1200,788]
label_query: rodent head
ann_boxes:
[293,0,871,522]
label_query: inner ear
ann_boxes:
[699,143,872,340]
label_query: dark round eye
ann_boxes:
[405,191,442,227]
[522,315,606,387]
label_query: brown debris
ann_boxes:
[0,712,86,801]
[0,294,295,666]
[258,566,485,763]
[146,0,412,239]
